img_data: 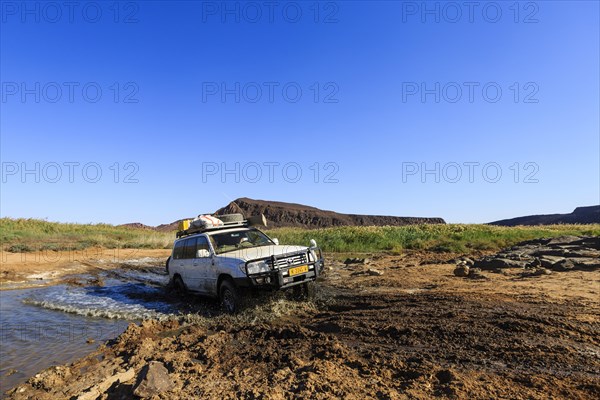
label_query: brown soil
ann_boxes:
[5,253,600,399]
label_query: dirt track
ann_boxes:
[5,252,600,399]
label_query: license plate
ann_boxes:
[288,265,309,276]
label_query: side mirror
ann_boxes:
[196,249,211,258]
[272,238,279,245]
[310,239,317,248]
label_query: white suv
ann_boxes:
[166,221,324,313]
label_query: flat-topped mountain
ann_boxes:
[489,206,599,226]
[215,198,445,229]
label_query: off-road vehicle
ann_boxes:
[166,214,324,313]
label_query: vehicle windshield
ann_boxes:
[209,229,274,254]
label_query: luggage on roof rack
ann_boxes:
[176,213,250,238]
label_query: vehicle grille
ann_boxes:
[270,253,308,269]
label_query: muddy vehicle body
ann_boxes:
[167,216,324,312]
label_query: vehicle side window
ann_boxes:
[173,240,185,260]
[183,238,197,259]
[196,236,210,256]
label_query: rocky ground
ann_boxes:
[4,237,600,399]
[452,235,600,279]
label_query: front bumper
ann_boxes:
[235,253,324,290]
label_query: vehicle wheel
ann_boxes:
[219,280,239,314]
[292,282,312,300]
[172,275,187,296]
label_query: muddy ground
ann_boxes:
[4,251,600,399]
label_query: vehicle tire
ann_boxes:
[219,280,239,314]
[292,282,315,300]
[172,275,187,296]
[165,256,171,274]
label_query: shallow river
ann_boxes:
[0,267,180,394]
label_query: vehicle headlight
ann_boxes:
[246,260,271,275]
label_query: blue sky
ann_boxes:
[1,1,599,225]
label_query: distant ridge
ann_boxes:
[489,206,600,226]
[215,197,446,229]
[122,198,446,231]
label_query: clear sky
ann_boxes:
[1,1,599,225]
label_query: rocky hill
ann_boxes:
[215,198,445,228]
[489,206,599,226]
[135,198,445,231]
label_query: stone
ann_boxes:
[366,268,383,276]
[525,258,542,268]
[78,368,135,400]
[546,236,583,246]
[435,369,456,384]
[570,257,600,270]
[552,259,575,271]
[475,258,527,270]
[467,268,487,280]
[538,256,565,269]
[133,361,175,398]
[344,257,370,265]
[533,268,552,276]
[453,265,469,277]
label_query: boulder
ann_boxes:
[525,258,542,268]
[571,257,600,270]
[474,258,527,270]
[133,361,175,398]
[453,265,469,277]
[538,256,565,269]
[467,267,485,279]
[551,259,575,272]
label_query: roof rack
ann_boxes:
[175,213,267,239]
[176,220,248,238]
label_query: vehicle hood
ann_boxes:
[216,245,308,262]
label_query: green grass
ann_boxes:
[2,218,598,255]
[267,224,600,254]
[0,218,174,252]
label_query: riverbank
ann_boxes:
[0,249,171,289]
